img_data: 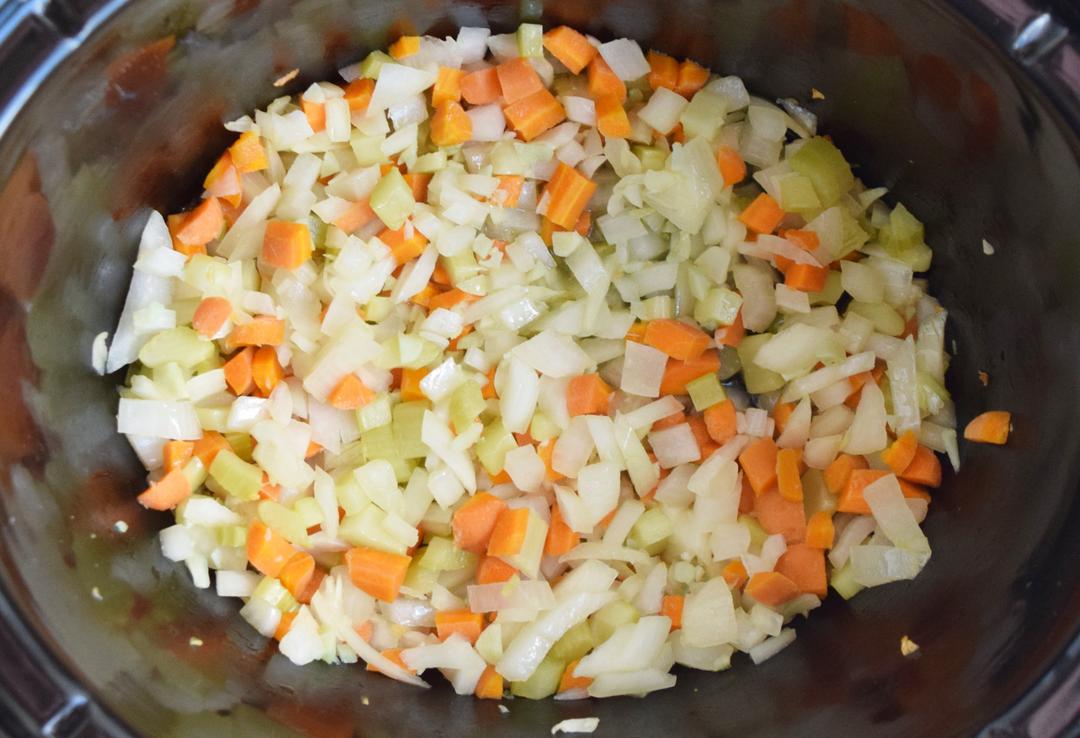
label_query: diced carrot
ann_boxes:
[504,87,566,141]
[192,431,231,467]
[274,610,297,641]
[192,296,231,338]
[837,468,887,513]
[544,162,597,229]
[715,310,746,347]
[332,198,377,234]
[625,321,648,343]
[327,373,375,410]
[247,520,296,577]
[745,571,800,606]
[228,130,268,173]
[487,507,530,557]
[410,283,440,309]
[388,35,421,59]
[754,487,807,543]
[175,197,224,246]
[430,100,473,147]
[279,551,316,601]
[595,94,632,138]
[136,467,191,510]
[587,55,626,102]
[482,367,497,400]
[404,173,432,203]
[224,346,256,395]
[775,543,827,597]
[716,145,746,186]
[660,594,684,629]
[771,402,795,436]
[496,57,545,104]
[659,350,721,395]
[882,431,919,475]
[653,410,687,431]
[739,193,786,235]
[162,440,194,472]
[805,511,835,549]
[475,665,504,699]
[544,505,577,556]
[542,26,596,75]
[566,373,613,417]
[167,212,205,257]
[739,473,756,514]
[558,659,592,693]
[460,67,502,106]
[490,175,524,208]
[345,546,411,602]
[964,410,1011,445]
[435,609,485,644]
[776,447,804,502]
[251,346,284,395]
[674,59,709,97]
[301,99,326,132]
[476,555,517,585]
[343,77,375,111]
[575,209,592,236]
[643,319,711,361]
[451,492,507,554]
[537,441,565,483]
[203,153,242,207]
[647,50,679,91]
[782,229,820,253]
[739,437,779,495]
[687,415,718,457]
[378,225,429,266]
[366,648,415,675]
[823,453,869,494]
[785,263,829,292]
[428,288,480,313]
[899,479,932,502]
[400,367,429,401]
[700,399,736,445]
[721,559,749,589]
[901,445,942,487]
[669,122,687,144]
[432,66,465,107]
[262,220,313,270]
[354,620,374,643]
[305,441,322,459]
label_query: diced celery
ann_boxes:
[498,510,547,579]
[680,89,727,140]
[627,507,673,554]
[418,536,475,571]
[848,301,904,336]
[364,296,394,323]
[137,327,214,369]
[359,50,394,79]
[180,457,208,492]
[403,557,438,596]
[738,514,768,551]
[224,433,255,462]
[339,505,407,554]
[686,373,726,411]
[443,251,482,285]
[510,654,566,699]
[450,381,486,433]
[550,620,594,663]
[878,204,931,271]
[258,500,310,546]
[917,370,950,416]
[476,420,517,475]
[209,450,262,501]
[475,623,503,664]
[517,23,544,57]
[357,395,392,432]
[240,259,259,290]
[693,286,742,329]
[529,412,560,443]
[350,135,387,167]
[253,576,297,611]
[152,362,188,398]
[737,334,786,394]
[830,561,865,600]
[196,407,230,433]
[590,599,640,645]
[717,345,742,381]
[641,295,675,320]
[788,137,855,207]
[411,150,448,174]
[294,497,324,528]
[778,173,822,212]
[633,145,668,171]
[401,338,442,370]
[336,474,368,516]
[392,402,429,459]
[802,468,836,517]
[359,423,396,461]
[809,270,844,306]
[216,524,248,548]
[193,353,223,374]
[370,168,415,231]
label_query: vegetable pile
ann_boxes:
[103,24,1007,700]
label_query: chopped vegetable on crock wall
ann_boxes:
[105,24,1006,700]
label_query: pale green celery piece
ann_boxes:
[640,295,674,320]
[339,506,407,554]
[848,301,905,336]
[153,363,188,398]
[253,577,297,611]
[510,654,566,699]
[364,296,393,323]
[717,345,742,382]
[788,136,855,208]
[359,50,394,78]
[590,599,640,645]
[490,141,528,176]
[351,136,388,167]
[327,440,366,472]
[830,561,865,600]
[294,497,324,528]
[193,353,224,374]
[359,423,396,462]
[879,204,932,270]
[550,620,594,663]
[450,381,486,434]
[258,500,311,546]
[402,339,442,370]
[633,145,668,171]
[392,402,430,459]
[917,370,950,416]
[172,298,200,327]
[738,514,768,551]
[680,88,727,140]
[686,373,727,411]
[336,475,369,516]
[778,173,822,212]
[801,468,836,517]
[358,395,393,431]
[203,476,227,498]
[443,251,482,285]
[809,270,844,306]
[419,537,475,571]
[403,557,439,596]
[476,420,517,475]
[209,450,262,501]
[216,525,248,548]
[390,457,416,484]
[529,412,560,443]
[837,207,870,258]
[627,507,673,555]
[240,259,259,290]
[180,457,208,492]
[138,327,215,368]
[737,334,786,394]
[370,168,415,231]
[225,433,255,462]
[412,150,448,174]
[517,23,544,57]
[693,286,742,328]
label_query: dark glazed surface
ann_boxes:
[0,1,1078,736]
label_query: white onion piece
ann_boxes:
[117,399,201,440]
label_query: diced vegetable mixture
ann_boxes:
[103,24,1010,700]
